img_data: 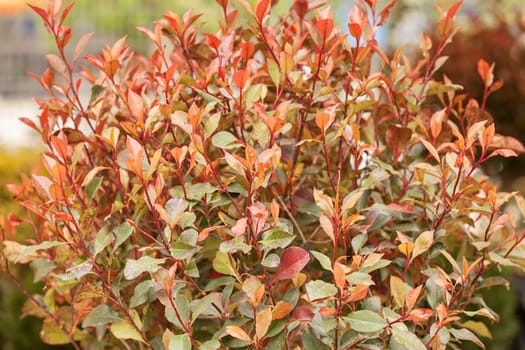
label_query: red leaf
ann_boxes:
[293,0,308,19]
[316,18,334,41]
[446,0,463,19]
[292,305,314,321]
[60,2,75,23]
[19,117,40,132]
[348,23,362,40]
[206,34,220,51]
[256,0,270,23]
[378,0,397,26]
[27,4,49,22]
[233,68,251,90]
[272,247,310,283]
[128,89,145,123]
[55,212,74,221]
[488,149,518,159]
[7,213,22,227]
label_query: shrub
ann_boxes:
[0,148,64,350]
[2,0,525,349]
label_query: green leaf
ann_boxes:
[82,304,121,328]
[166,197,188,222]
[66,260,93,279]
[191,293,218,322]
[204,113,221,139]
[171,241,199,260]
[390,276,407,308]
[164,331,192,350]
[463,308,498,321]
[200,339,221,350]
[113,221,134,250]
[124,256,166,280]
[211,131,241,150]
[110,320,144,343]
[130,280,153,308]
[213,251,238,279]
[351,233,368,254]
[19,241,64,263]
[220,237,251,254]
[301,327,330,350]
[311,251,332,271]
[412,230,433,260]
[345,310,387,333]
[449,328,486,349]
[30,258,56,282]
[186,183,216,200]
[267,58,281,88]
[94,225,113,255]
[203,277,235,291]
[260,229,295,251]
[262,253,280,268]
[41,318,85,345]
[177,212,197,229]
[86,176,103,201]
[89,84,105,104]
[165,295,190,330]
[346,272,375,286]
[391,326,426,350]
[305,280,338,301]
[488,251,521,268]
[460,321,492,339]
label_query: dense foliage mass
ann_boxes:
[2,0,525,349]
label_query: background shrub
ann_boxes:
[2,0,525,349]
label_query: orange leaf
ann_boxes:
[226,325,251,342]
[477,58,493,87]
[430,108,446,139]
[319,214,335,243]
[319,306,338,317]
[408,308,433,323]
[270,199,280,223]
[272,301,292,320]
[405,285,423,311]
[315,112,333,132]
[333,262,346,290]
[347,284,369,303]
[255,307,272,340]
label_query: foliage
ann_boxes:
[2,0,525,349]
[0,148,68,350]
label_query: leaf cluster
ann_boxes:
[2,0,525,349]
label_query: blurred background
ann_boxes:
[1,0,525,349]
